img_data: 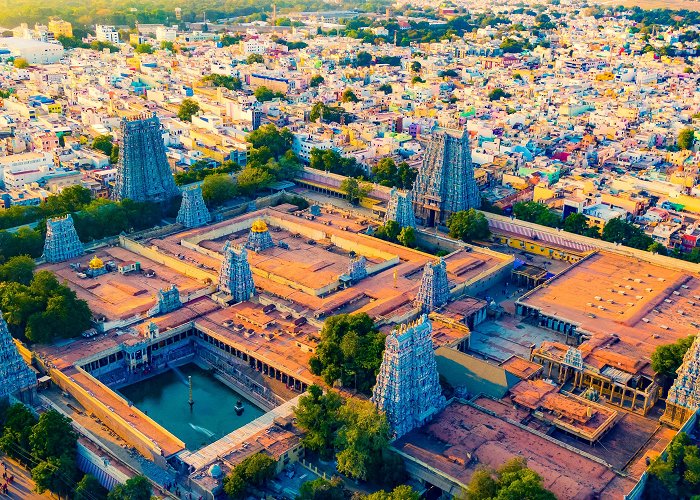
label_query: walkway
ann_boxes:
[0,456,51,499]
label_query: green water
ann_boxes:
[119,363,265,450]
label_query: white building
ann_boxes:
[95,25,120,44]
[0,38,64,64]
[0,152,55,189]
[155,26,177,42]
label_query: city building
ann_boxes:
[413,128,481,225]
[113,114,180,203]
[47,18,73,38]
[95,25,120,44]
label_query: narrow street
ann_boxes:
[0,456,51,499]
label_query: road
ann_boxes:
[0,456,51,499]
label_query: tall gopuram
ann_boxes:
[372,315,446,438]
[662,336,700,428]
[113,113,180,203]
[0,311,37,403]
[218,243,256,302]
[413,127,481,226]
[246,219,274,252]
[43,214,84,263]
[414,258,450,312]
[177,184,211,228]
[385,188,416,229]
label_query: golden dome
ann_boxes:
[89,256,104,270]
[251,220,268,233]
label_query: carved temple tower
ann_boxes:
[0,311,37,403]
[43,214,84,263]
[413,128,481,226]
[385,188,416,229]
[246,219,274,252]
[372,315,445,438]
[177,185,211,228]
[414,258,450,312]
[113,114,180,203]
[218,243,256,302]
[662,336,700,428]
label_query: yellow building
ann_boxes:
[48,18,73,38]
[46,103,62,114]
[534,185,556,203]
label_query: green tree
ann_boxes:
[0,255,36,285]
[134,43,153,54]
[201,173,237,207]
[447,209,490,242]
[13,58,28,69]
[397,226,416,248]
[563,212,589,235]
[294,385,343,459]
[651,336,695,378]
[32,454,77,496]
[410,60,422,73]
[375,220,401,242]
[223,453,277,498]
[648,242,668,255]
[310,75,324,87]
[297,477,345,500]
[75,474,108,500]
[366,485,421,500]
[340,178,371,206]
[108,475,152,500]
[601,218,654,250]
[202,73,242,90]
[378,83,392,94]
[236,166,274,196]
[488,88,510,101]
[254,86,285,102]
[356,51,373,67]
[92,135,114,156]
[646,432,700,498]
[246,53,264,64]
[678,128,695,151]
[177,98,200,122]
[0,403,37,460]
[309,313,384,394]
[513,202,560,227]
[247,124,294,160]
[464,457,555,500]
[160,41,175,52]
[341,89,359,103]
[110,144,119,164]
[30,410,77,461]
[335,398,390,481]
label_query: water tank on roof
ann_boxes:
[209,464,222,478]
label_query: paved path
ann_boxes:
[0,457,51,499]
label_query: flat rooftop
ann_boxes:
[40,246,208,321]
[394,401,635,499]
[518,251,700,376]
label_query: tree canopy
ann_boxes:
[201,173,237,207]
[108,475,152,500]
[309,313,385,394]
[294,385,343,459]
[177,98,200,122]
[513,201,560,228]
[254,85,285,102]
[645,432,700,499]
[678,128,695,151]
[223,452,277,499]
[651,335,695,378]
[463,457,555,500]
[447,209,491,242]
[340,178,372,206]
[371,158,416,190]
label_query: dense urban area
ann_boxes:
[1,0,700,499]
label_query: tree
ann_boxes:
[30,410,77,461]
[375,220,401,242]
[651,336,695,378]
[464,457,555,500]
[177,98,200,122]
[309,313,385,394]
[201,174,237,207]
[246,53,264,64]
[0,255,35,285]
[378,83,392,94]
[254,85,285,102]
[133,43,153,54]
[310,75,325,87]
[648,242,668,255]
[160,41,175,52]
[92,135,114,156]
[32,454,77,496]
[110,144,119,164]
[365,485,421,500]
[488,88,510,101]
[356,51,373,67]
[601,218,654,250]
[13,58,28,69]
[247,125,294,160]
[0,403,37,460]
[340,178,371,206]
[410,61,422,73]
[236,166,274,196]
[75,474,108,500]
[108,475,152,500]
[298,477,345,500]
[371,158,416,189]
[341,89,359,103]
[447,209,490,242]
[513,202,560,228]
[202,74,242,90]
[335,398,390,481]
[563,212,589,235]
[646,432,700,498]
[678,128,695,151]
[397,227,416,248]
[294,385,343,459]
[223,453,277,498]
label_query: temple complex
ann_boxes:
[43,214,84,263]
[372,315,445,438]
[385,188,416,229]
[0,311,37,403]
[414,259,450,312]
[218,243,256,302]
[246,219,274,252]
[113,114,180,203]
[662,336,700,428]
[177,185,211,228]
[413,128,481,226]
